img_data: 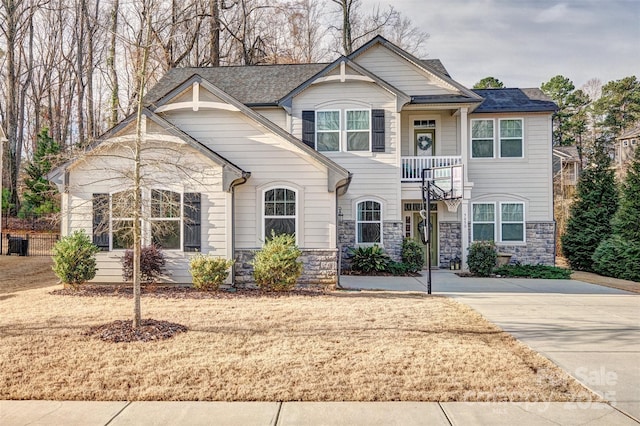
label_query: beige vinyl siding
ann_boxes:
[467,113,553,221]
[353,44,458,96]
[161,105,333,249]
[291,80,401,221]
[253,107,287,130]
[64,140,227,283]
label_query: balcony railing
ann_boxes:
[401,156,463,182]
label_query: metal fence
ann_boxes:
[1,232,59,256]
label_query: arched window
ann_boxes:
[264,188,296,240]
[357,200,382,244]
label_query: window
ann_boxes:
[501,203,524,242]
[499,119,523,157]
[471,119,494,158]
[150,190,181,249]
[316,111,340,151]
[111,190,135,249]
[357,200,382,244]
[346,110,370,151]
[623,140,629,147]
[472,203,495,241]
[264,188,296,239]
[632,139,637,145]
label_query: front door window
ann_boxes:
[413,212,438,267]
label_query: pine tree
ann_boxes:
[613,145,640,243]
[561,139,618,271]
[21,128,61,216]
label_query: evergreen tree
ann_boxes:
[21,128,61,216]
[613,145,640,243]
[561,139,618,271]
[473,76,504,89]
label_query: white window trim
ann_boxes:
[470,118,495,159]
[345,108,372,152]
[149,189,184,251]
[315,110,341,152]
[261,186,299,244]
[471,202,497,242]
[499,201,526,243]
[108,189,185,251]
[498,118,524,159]
[355,199,383,245]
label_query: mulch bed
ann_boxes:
[50,285,327,299]
[84,319,188,343]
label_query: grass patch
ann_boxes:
[493,264,573,279]
[0,285,593,402]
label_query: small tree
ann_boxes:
[51,230,100,289]
[252,232,303,291]
[20,128,61,216]
[561,141,618,271]
[473,76,504,89]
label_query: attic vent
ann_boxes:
[414,120,436,128]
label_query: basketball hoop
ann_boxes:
[444,198,461,213]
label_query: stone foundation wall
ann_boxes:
[337,220,404,270]
[496,222,556,266]
[234,248,338,288]
[439,222,462,268]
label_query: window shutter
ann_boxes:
[372,109,385,152]
[92,193,110,251]
[183,193,201,252]
[302,110,316,149]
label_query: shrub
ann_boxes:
[387,261,410,276]
[401,238,424,273]
[252,232,303,291]
[467,241,497,277]
[51,230,100,289]
[348,244,390,273]
[493,264,572,279]
[592,236,640,282]
[122,244,166,284]
[189,254,234,291]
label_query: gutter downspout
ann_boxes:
[334,173,352,289]
[229,172,250,287]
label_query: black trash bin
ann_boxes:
[7,234,28,256]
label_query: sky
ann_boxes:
[364,0,640,89]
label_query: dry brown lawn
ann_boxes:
[0,283,594,402]
[0,256,57,293]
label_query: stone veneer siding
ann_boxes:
[495,222,556,265]
[234,248,338,288]
[439,222,462,268]
[338,220,404,270]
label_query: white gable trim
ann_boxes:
[155,82,241,113]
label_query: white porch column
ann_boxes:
[459,107,470,271]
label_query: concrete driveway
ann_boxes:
[340,271,640,421]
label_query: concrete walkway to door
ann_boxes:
[340,271,640,421]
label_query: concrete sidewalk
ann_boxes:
[1,400,637,425]
[341,271,640,422]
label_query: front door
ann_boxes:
[413,212,438,267]
[415,128,435,156]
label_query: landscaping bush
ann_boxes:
[51,230,100,289]
[348,244,391,273]
[493,264,572,279]
[252,232,303,291]
[387,261,410,276]
[592,236,640,282]
[401,238,424,273]
[122,244,166,284]
[189,254,234,291]
[467,241,497,277]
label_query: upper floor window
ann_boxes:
[316,111,340,151]
[264,188,296,240]
[499,119,523,158]
[471,119,494,158]
[357,200,382,244]
[346,110,370,151]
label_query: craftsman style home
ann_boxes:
[48,36,557,285]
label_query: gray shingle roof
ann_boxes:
[472,88,558,113]
[145,64,328,106]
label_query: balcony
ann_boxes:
[401,156,463,182]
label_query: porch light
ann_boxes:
[337,207,344,224]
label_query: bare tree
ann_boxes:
[329,0,398,54]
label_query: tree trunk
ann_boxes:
[209,0,220,66]
[107,0,120,127]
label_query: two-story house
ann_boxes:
[48,36,557,286]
